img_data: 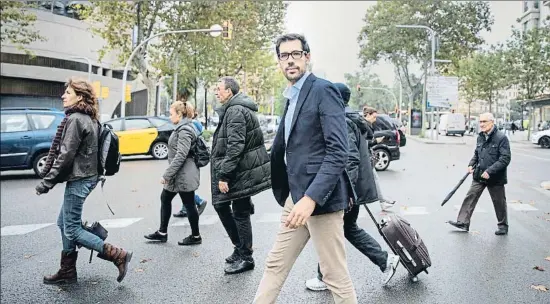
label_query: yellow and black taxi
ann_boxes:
[103,116,174,159]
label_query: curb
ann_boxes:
[408,136,466,145]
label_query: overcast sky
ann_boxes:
[284,1,523,86]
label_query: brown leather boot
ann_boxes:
[43,251,78,284]
[97,243,133,283]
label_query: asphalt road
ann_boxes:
[1,139,549,304]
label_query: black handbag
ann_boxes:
[79,221,109,263]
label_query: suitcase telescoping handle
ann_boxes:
[363,203,383,231]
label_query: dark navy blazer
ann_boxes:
[270,74,349,216]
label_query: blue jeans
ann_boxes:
[57,175,104,254]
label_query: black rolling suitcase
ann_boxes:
[364,204,431,281]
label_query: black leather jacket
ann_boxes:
[469,128,511,185]
[43,113,99,188]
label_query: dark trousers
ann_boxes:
[457,180,508,228]
[318,204,387,280]
[214,197,254,259]
[160,189,199,236]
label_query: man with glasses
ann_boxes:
[254,33,357,304]
[447,112,511,235]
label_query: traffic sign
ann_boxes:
[427,76,458,108]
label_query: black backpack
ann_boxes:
[98,123,121,176]
[186,123,211,168]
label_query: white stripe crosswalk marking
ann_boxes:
[256,213,281,223]
[400,206,429,215]
[454,205,488,213]
[171,215,219,226]
[98,218,143,228]
[507,203,538,211]
[1,223,54,236]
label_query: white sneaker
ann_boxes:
[383,254,400,285]
[380,200,395,211]
[305,277,328,291]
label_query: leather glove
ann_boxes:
[36,182,50,195]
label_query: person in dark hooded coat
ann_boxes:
[211,77,271,275]
[305,83,400,291]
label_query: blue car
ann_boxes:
[1,107,65,176]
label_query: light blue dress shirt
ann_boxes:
[283,71,311,146]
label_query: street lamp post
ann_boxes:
[120,25,223,118]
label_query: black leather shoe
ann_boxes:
[224,258,254,275]
[173,209,187,218]
[144,231,167,242]
[225,249,240,264]
[447,221,469,232]
[495,228,508,235]
[178,235,202,246]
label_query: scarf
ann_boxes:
[39,104,96,178]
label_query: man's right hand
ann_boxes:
[467,166,474,174]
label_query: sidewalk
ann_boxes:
[408,130,466,145]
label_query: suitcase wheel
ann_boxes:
[410,276,418,283]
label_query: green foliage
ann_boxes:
[457,50,507,112]
[504,26,550,101]
[357,0,493,101]
[0,1,46,54]
[81,1,286,115]
[344,70,394,113]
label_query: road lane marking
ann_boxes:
[99,218,143,228]
[400,206,429,215]
[507,203,538,211]
[1,223,53,236]
[454,205,487,213]
[256,213,281,223]
[171,215,219,226]
[511,151,550,162]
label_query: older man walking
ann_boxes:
[448,112,511,235]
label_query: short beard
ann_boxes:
[285,69,305,83]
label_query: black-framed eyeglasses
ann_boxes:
[278,51,307,61]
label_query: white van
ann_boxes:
[438,113,465,136]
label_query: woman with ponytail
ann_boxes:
[37,77,133,285]
[144,101,202,246]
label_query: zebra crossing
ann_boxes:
[1,202,540,237]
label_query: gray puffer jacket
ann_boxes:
[162,118,200,193]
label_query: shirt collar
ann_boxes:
[282,71,311,99]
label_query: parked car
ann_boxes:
[531,129,550,149]
[1,107,65,176]
[103,116,174,159]
[391,117,407,147]
[438,113,466,136]
[371,114,401,171]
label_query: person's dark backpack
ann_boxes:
[98,123,121,176]
[187,123,211,168]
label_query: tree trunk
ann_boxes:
[142,77,157,116]
[488,97,492,113]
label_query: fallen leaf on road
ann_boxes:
[24,254,36,259]
[91,281,98,285]
[509,200,521,204]
[533,266,545,271]
[402,206,408,210]
[135,268,144,272]
[529,201,535,206]
[192,252,200,257]
[140,258,152,264]
[469,231,480,235]
[137,205,142,208]
[545,257,550,262]
[530,285,548,292]
[131,189,138,192]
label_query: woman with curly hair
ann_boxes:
[36,77,132,285]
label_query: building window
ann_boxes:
[524,1,529,12]
[534,0,540,9]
